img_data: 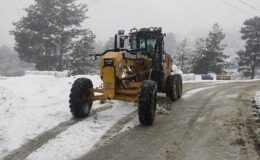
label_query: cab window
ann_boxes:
[146,38,156,53]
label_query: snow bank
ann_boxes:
[182,86,217,99]
[255,91,260,107]
[172,65,183,74]
[182,74,196,81]
[0,74,101,157]
[0,74,139,160]
[25,71,69,78]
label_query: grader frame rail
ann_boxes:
[69,27,182,125]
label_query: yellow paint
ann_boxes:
[103,66,116,98]
[93,50,173,103]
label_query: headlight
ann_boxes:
[130,28,137,33]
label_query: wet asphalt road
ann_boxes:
[77,81,260,160]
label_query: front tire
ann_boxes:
[69,78,93,118]
[176,74,183,98]
[138,80,157,125]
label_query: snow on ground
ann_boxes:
[0,74,101,158]
[182,86,218,99]
[27,85,218,160]
[1,73,260,159]
[25,70,69,78]
[183,78,260,84]
[26,102,136,160]
[254,91,260,107]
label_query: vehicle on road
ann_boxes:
[69,27,182,125]
[216,75,231,80]
[201,74,214,80]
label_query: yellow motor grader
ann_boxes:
[69,27,182,125]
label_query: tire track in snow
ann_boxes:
[3,105,113,160]
[157,83,257,160]
[25,104,137,160]
[77,83,228,160]
[87,84,221,152]
[160,86,231,160]
[76,84,225,160]
[88,110,138,150]
[2,82,222,160]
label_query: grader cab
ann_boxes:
[69,27,182,125]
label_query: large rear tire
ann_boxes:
[138,80,157,125]
[166,75,178,102]
[176,74,183,98]
[69,78,93,118]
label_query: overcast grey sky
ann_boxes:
[0,0,260,46]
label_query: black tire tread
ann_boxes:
[166,75,178,102]
[138,80,157,125]
[69,78,93,118]
[175,74,183,98]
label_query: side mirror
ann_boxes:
[90,53,97,60]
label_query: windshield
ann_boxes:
[146,38,156,53]
[131,35,157,53]
[139,38,146,49]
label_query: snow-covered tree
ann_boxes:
[191,38,207,74]
[175,39,192,73]
[0,46,34,76]
[237,16,260,79]
[104,37,114,51]
[192,23,228,74]
[11,0,93,71]
[94,41,105,54]
[68,30,97,75]
[237,50,254,77]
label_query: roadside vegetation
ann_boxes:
[0,0,258,79]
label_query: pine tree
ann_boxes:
[176,39,191,73]
[68,30,97,75]
[191,38,207,74]
[237,50,254,77]
[11,0,92,71]
[237,16,260,79]
[192,23,228,74]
